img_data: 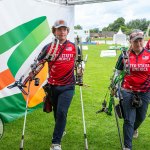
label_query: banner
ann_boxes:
[0,0,74,122]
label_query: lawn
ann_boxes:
[0,44,150,150]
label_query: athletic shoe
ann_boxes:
[123,148,130,150]
[50,144,62,150]
[133,129,138,138]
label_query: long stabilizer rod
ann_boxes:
[19,81,31,150]
[80,86,88,150]
[112,98,124,150]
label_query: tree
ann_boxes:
[102,27,108,32]
[90,28,99,33]
[102,17,125,32]
[113,17,125,32]
[121,25,131,35]
[74,25,82,30]
[126,18,150,33]
[101,17,150,35]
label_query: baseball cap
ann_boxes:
[53,19,68,28]
[129,29,144,41]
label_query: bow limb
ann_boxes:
[22,59,46,87]
[50,39,59,61]
[22,38,58,87]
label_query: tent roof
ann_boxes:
[39,0,121,5]
[117,28,124,34]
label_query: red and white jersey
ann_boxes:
[116,48,150,92]
[46,40,76,85]
[145,40,150,50]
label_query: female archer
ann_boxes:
[115,29,150,150]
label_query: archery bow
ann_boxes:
[7,38,59,95]
[7,38,59,150]
[108,47,130,115]
[97,47,130,150]
[22,38,59,89]
[75,37,88,150]
[97,47,129,115]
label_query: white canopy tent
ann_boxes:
[113,28,127,46]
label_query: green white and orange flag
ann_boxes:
[0,16,50,123]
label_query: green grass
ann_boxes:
[1,44,150,150]
[91,37,113,41]
[91,37,150,41]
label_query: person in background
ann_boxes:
[115,29,150,150]
[38,19,78,150]
[145,39,150,50]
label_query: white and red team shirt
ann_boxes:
[116,48,150,92]
[46,40,76,85]
[145,40,150,50]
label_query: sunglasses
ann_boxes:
[130,32,144,40]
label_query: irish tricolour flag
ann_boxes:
[0,16,50,123]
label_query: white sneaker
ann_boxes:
[133,129,138,138]
[123,148,130,150]
[50,144,62,150]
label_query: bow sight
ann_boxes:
[75,37,83,86]
[120,47,130,74]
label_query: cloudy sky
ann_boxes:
[74,0,150,30]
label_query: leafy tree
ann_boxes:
[102,27,108,32]
[113,17,125,31]
[74,25,82,30]
[102,17,125,32]
[90,28,99,33]
[101,17,150,35]
[121,25,132,35]
[126,18,150,33]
